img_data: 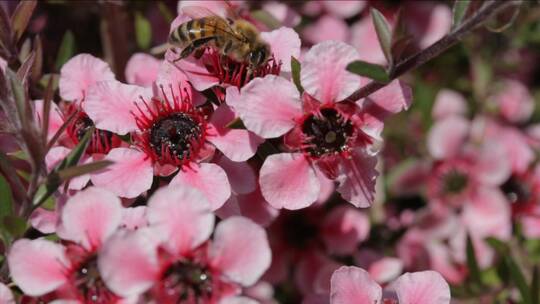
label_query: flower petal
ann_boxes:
[361,80,412,117]
[215,155,257,195]
[125,53,161,87]
[427,116,469,159]
[59,54,115,102]
[350,17,386,64]
[154,59,193,104]
[336,149,378,208]
[394,271,451,304]
[368,257,403,284]
[330,266,382,304]
[302,16,348,44]
[260,27,301,72]
[432,89,467,119]
[98,229,160,297]
[8,239,70,296]
[57,187,123,251]
[208,104,264,162]
[210,217,271,286]
[170,163,231,210]
[322,0,366,18]
[84,80,152,135]
[230,76,301,138]
[91,148,154,198]
[0,283,14,304]
[146,186,214,255]
[322,206,370,255]
[301,41,361,103]
[260,153,319,210]
[33,99,64,141]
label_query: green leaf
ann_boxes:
[466,234,483,286]
[57,160,113,181]
[31,35,43,82]
[55,30,75,70]
[10,0,37,42]
[135,12,152,50]
[370,8,393,65]
[0,174,13,219]
[225,117,246,129]
[505,255,532,304]
[3,215,27,238]
[486,237,510,254]
[157,1,174,23]
[452,0,471,30]
[532,265,540,304]
[346,61,390,83]
[291,56,304,93]
[33,128,93,208]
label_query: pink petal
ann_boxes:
[45,147,91,190]
[219,297,259,304]
[368,257,403,284]
[322,0,366,18]
[8,239,70,296]
[210,217,271,286]
[522,215,540,239]
[350,17,387,65]
[208,104,264,162]
[219,189,279,227]
[177,0,241,17]
[121,206,148,230]
[336,149,378,208]
[427,116,469,159]
[262,2,301,28]
[322,206,370,255]
[394,271,451,304]
[57,187,123,251]
[408,3,452,49]
[316,167,336,204]
[361,80,412,117]
[472,140,512,185]
[29,207,59,234]
[230,76,301,138]
[84,80,152,135]
[432,89,467,119]
[91,148,154,198]
[0,283,14,304]
[98,229,160,297]
[59,54,115,102]
[125,53,160,87]
[260,27,301,73]
[260,153,319,210]
[167,50,219,91]
[170,163,231,210]
[33,99,64,141]
[146,186,214,255]
[154,59,192,104]
[330,266,382,304]
[302,16,348,45]
[301,41,361,103]
[215,155,256,194]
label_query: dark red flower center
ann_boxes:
[155,261,213,302]
[133,87,208,168]
[149,113,203,162]
[72,256,119,303]
[442,170,468,194]
[301,108,354,158]
[66,106,120,154]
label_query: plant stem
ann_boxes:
[342,0,518,102]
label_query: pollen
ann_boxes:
[149,113,202,162]
[301,108,354,158]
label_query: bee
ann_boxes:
[168,6,271,68]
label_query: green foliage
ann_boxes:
[370,8,393,65]
[135,12,152,50]
[291,56,304,93]
[347,61,390,83]
[55,30,75,71]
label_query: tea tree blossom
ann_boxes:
[230,41,411,209]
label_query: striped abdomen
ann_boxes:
[169,17,230,48]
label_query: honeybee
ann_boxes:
[169,5,271,68]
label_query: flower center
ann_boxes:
[66,109,119,154]
[442,170,468,194]
[159,261,213,301]
[502,176,532,204]
[149,113,202,163]
[301,108,354,158]
[73,256,118,303]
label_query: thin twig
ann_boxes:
[342,0,517,102]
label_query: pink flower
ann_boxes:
[8,187,135,303]
[167,6,301,100]
[0,283,14,304]
[330,266,451,304]
[230,41,411,209]
[125,53,161,87]
[84,61,262,208]
[489,79,534,123]
[98,186,271,303]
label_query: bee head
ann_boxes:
[248,44,270,68]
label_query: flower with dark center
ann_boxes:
[132,87,209,168]
[64,104,121,155]
[71,255,119,303]
[300,108,355,158]
[442,170,469,195]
